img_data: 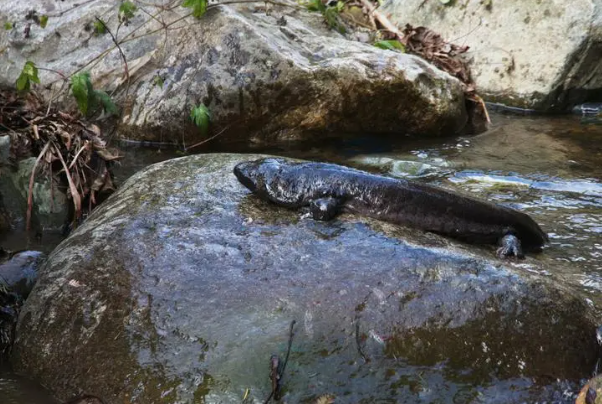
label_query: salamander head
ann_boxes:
[233,158,287,194]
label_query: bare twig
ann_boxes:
[280,320,296,379]
[37,67,70,82]
[358,0,403,38]
[184,125,230,151]
[95,18,131,97]
[263,320,296,404]
[26,141,51,231]
[469,94,491,124]
[68,142,90,170]
[46,0,96,17]
[53,142,82,224]
[355,320,368,362]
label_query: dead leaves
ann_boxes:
[0,89,120,230]
[401,24,475,95]
[349,2,488,125]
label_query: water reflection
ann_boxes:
[0,365,58,404]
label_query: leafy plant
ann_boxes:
[4,22,13,30]
[305,0,326,12]
[93,19,107,35]
[71,72,118,116]
[15,61,40,92]
[190,103,210,136]
[153,74,164,87]
[374,40,406,52]
[39,15,48,28]
[182,0,208,18]
[304,0,345,33]
[324,1,345,33]
[118,1,137,24]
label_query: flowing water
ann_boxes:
[2,112,601,403]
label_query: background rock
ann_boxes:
[0,155,69,232]
[12,153,599,403]
[0,251,45,298]
[0,1,469,145]
[381,0,602,111]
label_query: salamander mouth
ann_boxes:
[233,162,258,192]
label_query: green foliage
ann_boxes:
[93,19,107,35]
[16,61,40,92]
[71,72,118,116]
[4,22,13,30]
[39,15,48,28]
[324,3,345,34]
[190,103,211,136]
[305,0,326,12]
[304,0,345,33]
[118,1,137,23]
[182,0,208,18]
[153,74,164,88]
[71,72,92,115]
[374,40,406,52]
[94,89,119,116]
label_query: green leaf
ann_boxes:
[303,0,325,12]
[190,103,211,136]
[4,22,13,30]
[182,0,208,18]
[153,74,164,88]
[15,61,40,92]
[324,7,345,34]
[374,40,406,52]
[118,1,137,23]
[39,15,48,28]
[93,90,119,116]
[16,75,29,92]
[71,72,91,115]
[93,19,107,35]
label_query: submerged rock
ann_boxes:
[381,0,602,111]
[0,251,45,298]
[11,154,599,403]
[0,250,45,357]
[1,1,469,144]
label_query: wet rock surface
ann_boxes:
[1,251,45,357]
[11,153,600,403]
[381,0,602,111]
[1,1,469,144]
[0,251,45,299]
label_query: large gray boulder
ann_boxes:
[0,1,469,144]
[381,0,602,111]
[12,153,599,403]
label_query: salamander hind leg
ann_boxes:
[309,197,341,221]
[496,233,525,260]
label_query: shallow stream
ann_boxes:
[2,112,602,403]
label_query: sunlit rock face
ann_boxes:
[11,153,599,403]
[381,0,602,111]
[0,2,470,144]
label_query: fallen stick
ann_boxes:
[358,0,403,39]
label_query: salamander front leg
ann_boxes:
[309,197,341,221]
[496,233,525,259]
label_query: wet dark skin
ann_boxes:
[234,158,548,259]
